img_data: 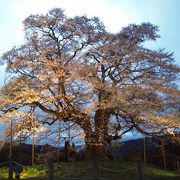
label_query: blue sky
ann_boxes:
[0,0,180,139]
[0,0,180,86]
[0,0,180,66]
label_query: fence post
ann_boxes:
[48,161,54,180]
[8,158,13,180]
[177,161,180,172]
[92,159,99,180]
[137,161,144,180]
[9,119,13,180]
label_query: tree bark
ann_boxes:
[84,109,110,159]
[86,142,108,159]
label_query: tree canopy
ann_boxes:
[0,8,179,158]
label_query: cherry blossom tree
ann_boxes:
[0,8,179,158]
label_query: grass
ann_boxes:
[0,160,179,180]
[145,166,180,180]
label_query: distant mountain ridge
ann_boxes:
[0,136,179,170]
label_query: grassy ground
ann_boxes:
[0,160,179,180]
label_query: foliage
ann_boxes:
[0,8,179,157]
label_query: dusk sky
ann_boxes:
[0,0,180,80]
[0,0,180,139]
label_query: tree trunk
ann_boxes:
[86,142,108,159]
[85,109,110,159]
[84,125,108,159]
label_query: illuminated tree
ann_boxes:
[0,8,179,158]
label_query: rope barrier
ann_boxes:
[63,166,92,171]
[0,162,9,167]
[12,161,26,168]
[58,177,92,180]
[99,166,134,173]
